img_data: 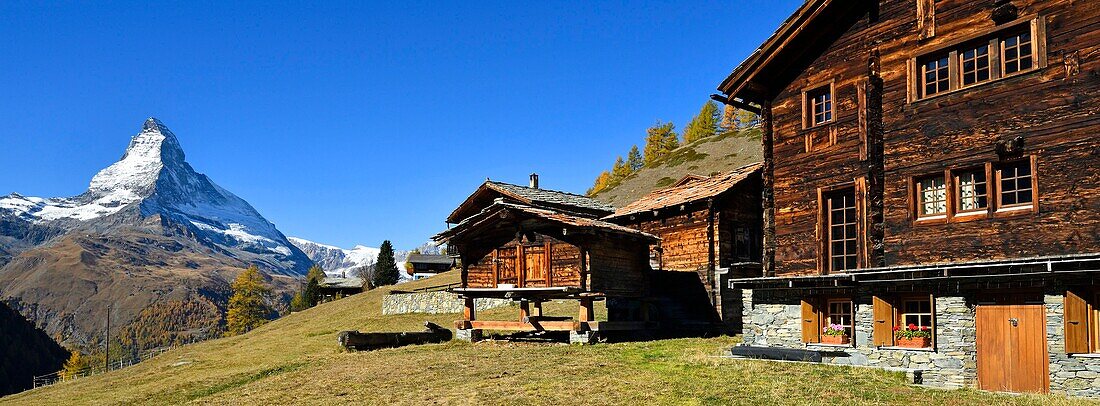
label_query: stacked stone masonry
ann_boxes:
[381,291,512,315]
[741,289,1100,397]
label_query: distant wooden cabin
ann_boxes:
[605,163,763,332]
[434,175,659,344]
[318,276,365,302]
[405,253,452,280]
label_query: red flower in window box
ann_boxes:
[894,325,932,348]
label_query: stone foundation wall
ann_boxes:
[741,290,975,388]
[742,288,1100,397]
[1045,294,1100,397]
[381,291,512,315]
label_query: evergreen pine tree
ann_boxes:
[373,241,399,287]
[627,145,643,171]
[225,265,272,336]
[304,265,325,306]
[683,101,720,143]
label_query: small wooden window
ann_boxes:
[960,43,992,87]
[954,168,988,214]
[916,174,947,218]
[911,18,1044,101]
[805,85,834,127]
[827,299,854,337]
[996,160,1034,209]
[900,298,933,329]
[921,55,951,97]
[825,189,857,273]
[1002,29,1034,75]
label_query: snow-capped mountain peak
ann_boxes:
[0,118,312,276]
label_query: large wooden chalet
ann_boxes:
[604,163,763,332]
[434,175,659,344]
[717,0,1100,397]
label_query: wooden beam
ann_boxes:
[519,300,531,321]
[579,298,594,322]
[761,100,776,277]
[463,297,476,322]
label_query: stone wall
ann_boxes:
[1045,294,1100,397]
[741,290,975,388]
[381,291,512,315]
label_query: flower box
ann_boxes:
[895,336,931,348]
[821,334,850,345]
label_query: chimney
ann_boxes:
[529,173,539,189]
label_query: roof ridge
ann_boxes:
[486,180,597,199]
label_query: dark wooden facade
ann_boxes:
[718,0,1100,396]
[719,0,1100,277]
[434,180,657,342]
[606,164,763,331]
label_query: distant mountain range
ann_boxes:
[0,118,310,350]
[288,237,379,277]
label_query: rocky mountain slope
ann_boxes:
[0,118,308,350]
[591,129,762,208]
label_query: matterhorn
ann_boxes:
[0,118,311,350]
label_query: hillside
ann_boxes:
[0,301,68,396]
[592,129,763,208]
[3,271,1087,405]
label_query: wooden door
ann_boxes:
[495,248,517,286]
[523,245,547,288]
[976,304,1049,393]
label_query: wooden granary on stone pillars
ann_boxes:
[433,177,659,344]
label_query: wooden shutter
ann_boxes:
[1065,290,1090,354]
[801,298,821,343]
[872,296,895,347]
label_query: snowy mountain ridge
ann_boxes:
[0,118,311,276]
[288,237,380,277]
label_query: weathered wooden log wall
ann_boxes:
[763,0,1100,276]
[465,234,582,288]
[588,237,651,298]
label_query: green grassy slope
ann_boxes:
[3,271,1088,405]
[592,129,763,208]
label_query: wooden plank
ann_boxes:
[801,298,820,343]
[1065,290,1090,354]
[872,296,894,347]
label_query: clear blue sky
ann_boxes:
[0,1,800,250]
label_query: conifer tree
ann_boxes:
[683,101,720,143]
[304,265,325,306]
[627,145,643,172]
[611,156,631,181]
[225,265,272,336]
[643,121,678,167]
[373,241,399,287]
[60,351,89,379]
[587,171,612,196]
[289,291,308,312]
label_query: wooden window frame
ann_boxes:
[914,173,948,221]
[1066,289,1099,354]
[825,298,856,343]
[993,156,1039,216]
[959,40,994,88]
[908,16,1047,103]
[897,295,935,346]
[819,185,859,274]
[951,165,991,219]
[804,297,855,346]
[802,81,836,130]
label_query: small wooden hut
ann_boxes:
[604,163,763,332]
[434,177,659,344]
